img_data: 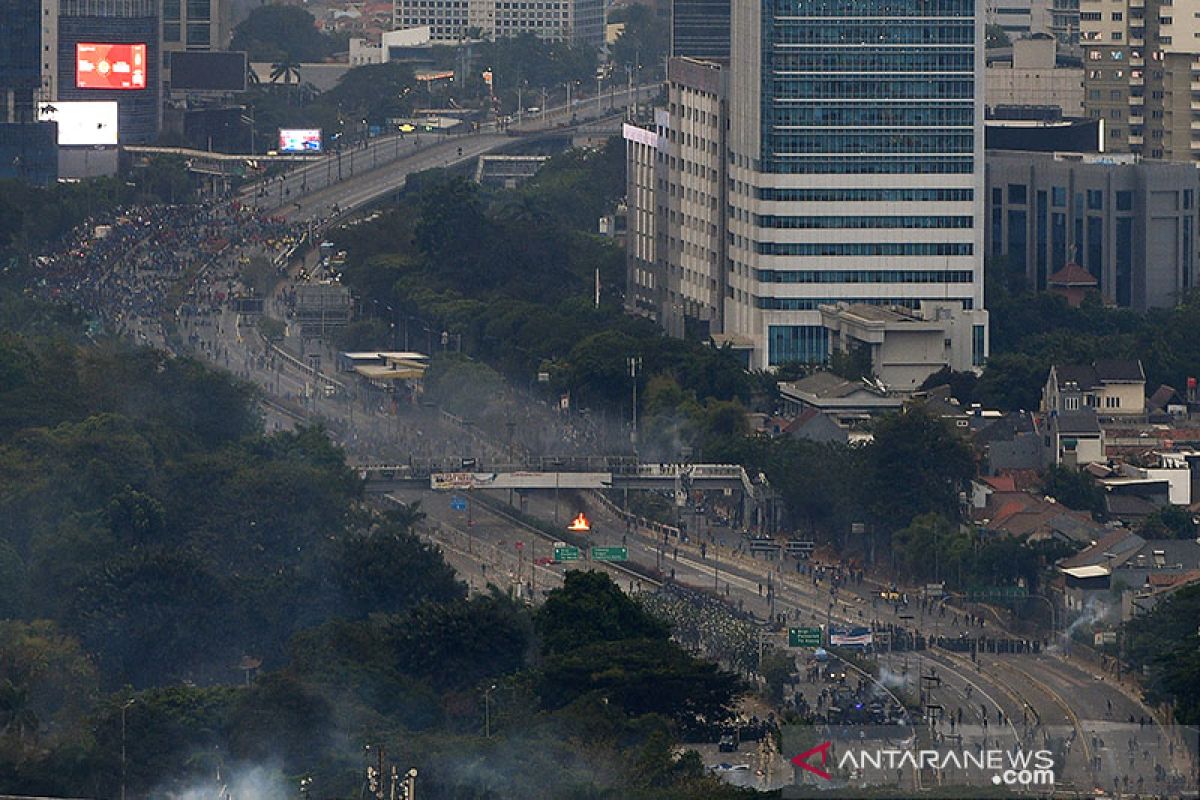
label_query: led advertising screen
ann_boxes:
[76,43,147,90]
[37,101,119,146]
[278,128,322,153]
[169,51,247,92]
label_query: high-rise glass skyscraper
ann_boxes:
[724,0,987,368]
[0,0,43,120]
[672,0,731,60]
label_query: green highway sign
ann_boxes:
[590,546,628,562]
[554,545,581,562]
[789,627,822,647]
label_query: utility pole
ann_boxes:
[627,356,642,447]
[120,699,135,800]
[484,684,497,738]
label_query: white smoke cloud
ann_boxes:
[162,763,292,800]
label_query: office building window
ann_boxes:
[187,0,210,20]
[755,214,973,229]
[1116,190,1133,211]
[972,325,986,367]
[768,325,828,366]
[186,22,210,45]
[1087,190,1104,210]
[1116,216,1133,306]
[1008,184,1027,204]
[1087,216,1104,287]
[1036,190,1048,290]
[992,203,1004,256]
[1052,186,1067,207]
[1185,217,1194,289]
[1051,212,1067,273]
[756,242,973,257]
[1008,209,1027,276]
[755,269,975,284]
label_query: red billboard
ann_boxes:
[76,43,147,90]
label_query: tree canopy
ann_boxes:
[230,5,341,62]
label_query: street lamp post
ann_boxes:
[120,698,135,800]
[484,684,497,738]
[627,356,642,447]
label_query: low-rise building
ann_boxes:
[819,301,989,393]
[1042,360,1145,417]
[1040,408,1105,467]
[1046,261,1097,307]
[392,0,605,48]
[1058,529,1200,618]
[974,412,1043,473]
[985,35,1083,117]
[777,372,903,427]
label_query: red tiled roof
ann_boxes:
[982,474,1016,492]
[1048,262,1098,286]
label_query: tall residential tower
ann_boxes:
[1081,0,1200,161]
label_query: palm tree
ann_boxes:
[295,81,320,107]
[269,56,301,87]
[269,56,302,105]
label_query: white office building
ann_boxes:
[392,0,605,48]
[723,0,989,369]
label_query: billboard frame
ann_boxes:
[277,128,323,154]
[75,42,147,91]
[37,100,120,146]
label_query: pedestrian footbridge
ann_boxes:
[357,462,754,496]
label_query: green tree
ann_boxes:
[0,620,98,751]
[1122,583,1200,723]
[759,649,795,706]
[269,56,301,87]
[231,5,337,62]
[1041,465,1105,517]
[975,352,1048,411]
[920,367,979,405]
[536,571,668,656]
[893,513,963,584]
[336,522,465,619]
[867,407,976,529]
[226,672,332,767]
[333,318,392,352]
[1137,505,1197,539]
[324,62,416,122]
[538,638,743,734]
[609,4,669,73]
[389,592,533,691]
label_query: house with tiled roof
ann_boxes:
[971,475,1108,544]
[1042,359,1146,417]
[1056,528,1200,617]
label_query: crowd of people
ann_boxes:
[32,198,307,352]
[641,583,764,676]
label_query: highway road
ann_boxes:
[430,484,1196,795]
[54,72,1192,796]
[177,277,1197,795]
[240,83,661,223]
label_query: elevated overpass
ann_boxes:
[237,83,661,212]
[358,461,755,496]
